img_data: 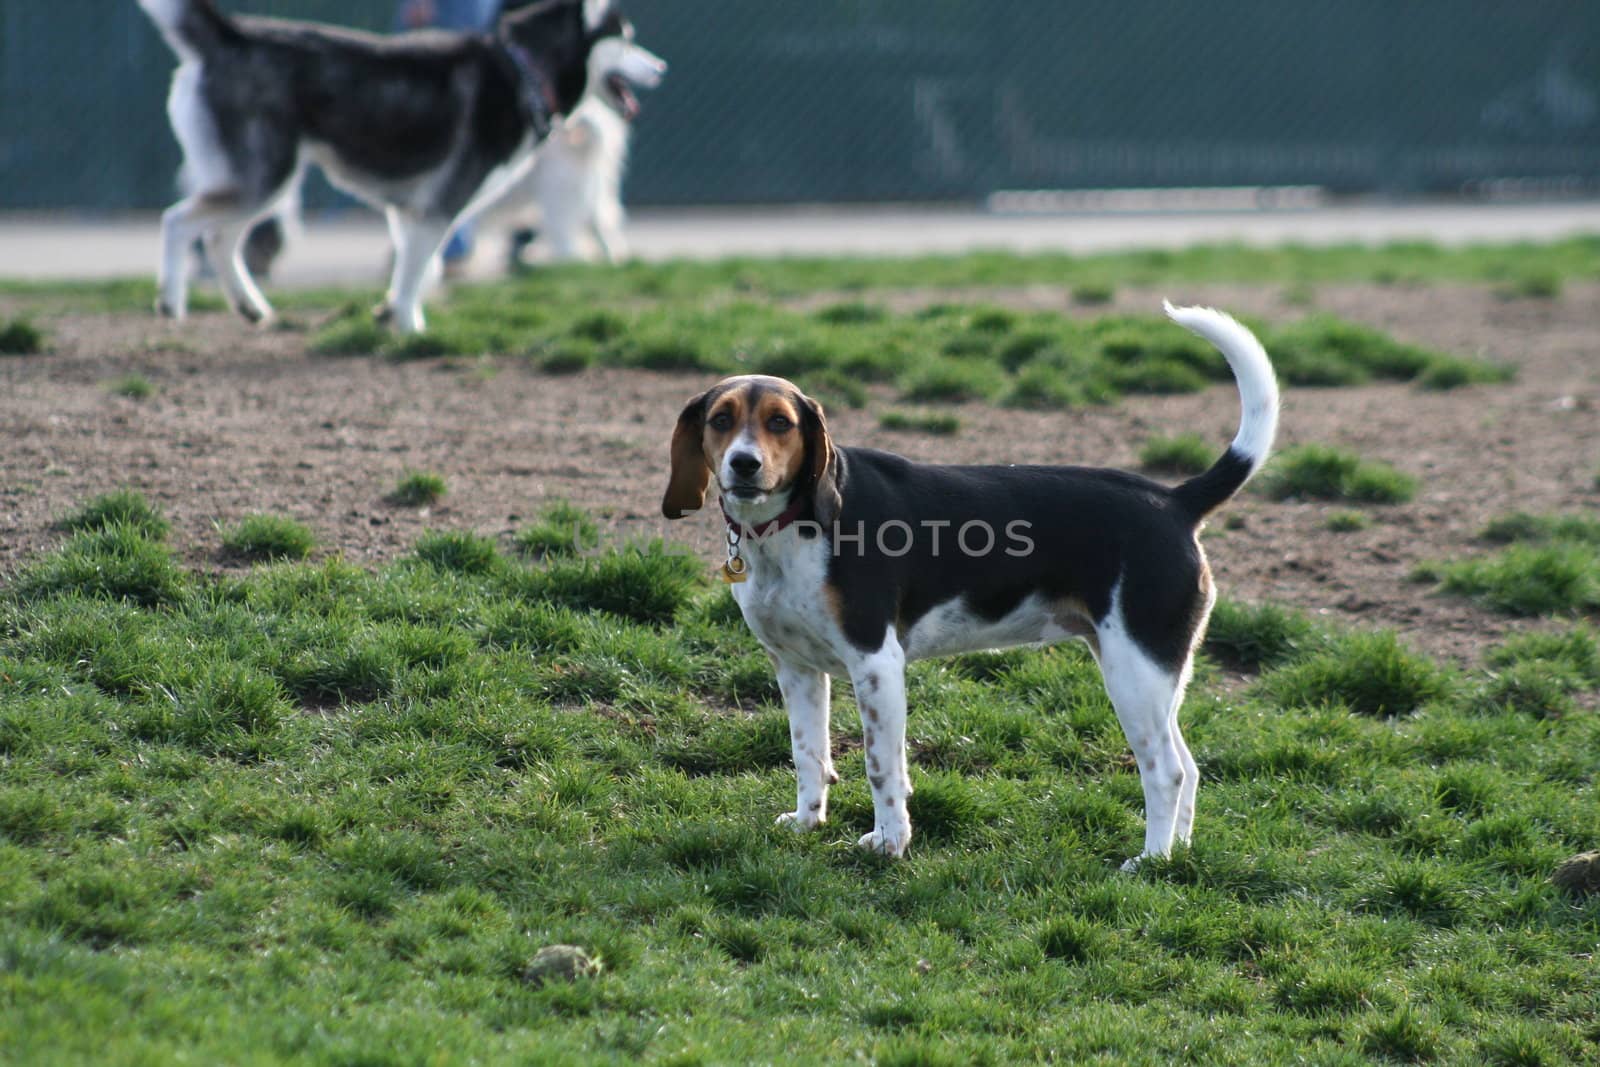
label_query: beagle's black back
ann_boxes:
[815,447,1221,670]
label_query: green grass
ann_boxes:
[59,489,171,541]
[0,495,1596,1064]
[515,499,602,559]
[1203,599,1324,671]
[284,275,1507,413]
[1139,433,1215,475]
[389,471,447,508]
[879,410,962,436]
[219,513,316,563]
[15,241,1531,421]
[1419,513,1600,617]
[1268,314,1511,389]
[1496,270,1563,301]
[1260,444,1419,504]
[1480,511,1600,547]
[107,374,154,400]
[6,236,1600,315]
[1070,281,1116,305]
[1256,629,1455,717]
[1324,509,1372,532]
[1422,543,1600,617]
[0,316,46,354]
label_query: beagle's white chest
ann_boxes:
[731,535,847,673]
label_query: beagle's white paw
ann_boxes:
[857,826,911,858]
[775,809,824,832]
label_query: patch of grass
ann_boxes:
[4,233,1600,1057]
[1470,662,1578,720]
[219,513,315,563]
[1268,313,1508,388]
[1261,444,1418,504]
[1203,599,1323,671]
[308,311,386,356]
[897,359,1001,404]
[107,374,154,400]
[1496,270,1563,301]
[1139,433,1214,475]
[15,523,187,607]
[1484,624,1600,687]
[878,411,961,436]
[1070,281,1115,305]
[386,331,458,361]
[1258,629,1453,716]
[1480,511,1600,547]
[413,530,500,575]
[536,339,598,374]
[796,369,869,410]
[1001,362,1112,410]
[1360,1007,1442,1063]
[1415,355,1511,391]
[390,470,447,508]
[1422,543,1600,617]
[0,316,45,355]
[59,490,170,540]
[513,541,701,625]
[1324,509,1371,532]
[515,500,601,559]
[813,301,888,325]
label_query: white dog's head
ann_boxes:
[587,32,666,120]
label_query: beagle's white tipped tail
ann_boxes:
[1163,301,1281,520]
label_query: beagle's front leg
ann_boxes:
[850,639,913,857]
[774,661,837,832]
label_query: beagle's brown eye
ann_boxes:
[766,415,793,434]
[709,411,734,432]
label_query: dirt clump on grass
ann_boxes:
[0,282,1596,668]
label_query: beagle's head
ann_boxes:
[661,375,839,526]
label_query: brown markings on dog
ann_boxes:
[823,581,848,631]
[701,380,807,493]
[1049,594,1100,657]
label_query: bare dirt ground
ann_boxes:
[2,281,1596,668]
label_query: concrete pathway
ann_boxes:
[2,199,1597,287]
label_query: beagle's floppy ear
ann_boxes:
[662,390,711,519]
[800,395,841,528]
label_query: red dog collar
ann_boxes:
[720,496,810,538]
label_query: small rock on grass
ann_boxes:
[1550,851,1600,899]
[521,944,602,986]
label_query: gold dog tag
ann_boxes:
[719,557,748,584]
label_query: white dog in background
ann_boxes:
[504,62,649,266]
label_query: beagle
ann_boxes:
[662,303,1279,867]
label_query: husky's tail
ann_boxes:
[1164,301,1281,521]
[137,0,235,62]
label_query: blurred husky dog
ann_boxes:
[507,69,648,265]
[137,0,662,333]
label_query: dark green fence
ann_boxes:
[2,1,1596,210]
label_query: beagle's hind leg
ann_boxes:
[850,635,913,858]
[1096,612,1193,871]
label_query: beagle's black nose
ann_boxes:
[728,452,762,477]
